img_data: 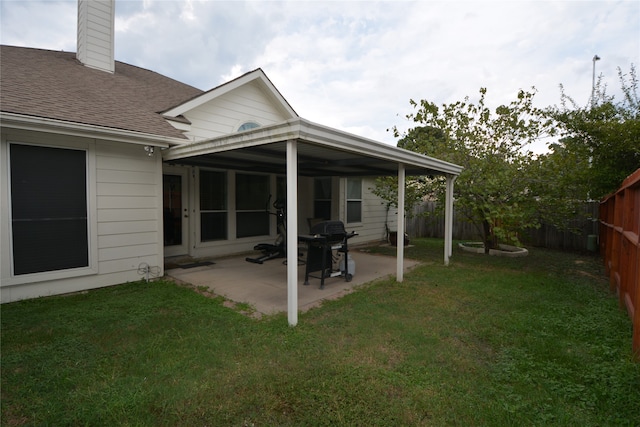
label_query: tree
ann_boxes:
[370,174,424,243]
[388,88,555,252]
[527,137,592,232]
[372,128,447,219]
[547,65,640,199]
[379,65,638,252]
[370,175,425,216]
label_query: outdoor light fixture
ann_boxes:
[144,145,155,157]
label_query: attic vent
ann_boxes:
[237,121,260,132]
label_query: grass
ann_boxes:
[2,238,639,426]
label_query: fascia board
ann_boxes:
[0,112,181,148]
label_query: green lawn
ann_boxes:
[2,239,638,426]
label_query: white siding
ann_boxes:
[337,177,397,245]
[180,173,393,260]
[77,0,115,73]
[0,130,163,303]
[95,141,163,277]
[183,81,290,140]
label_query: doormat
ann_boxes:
[179,261,214,269]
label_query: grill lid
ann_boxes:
[310,220,346,236]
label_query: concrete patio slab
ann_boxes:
[165,248,420,315]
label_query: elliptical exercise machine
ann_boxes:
[245,196,287,264]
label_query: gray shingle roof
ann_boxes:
[1,45,203,139]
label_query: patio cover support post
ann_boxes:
[286,139,298,326]
[444,174,457,265]
[396,163,405,282]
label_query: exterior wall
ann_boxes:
[288,175,394,247]
[185,167,285,259]
[162,170,394,261]
[95,140,164,280]
[338,177,397,245]
[183,81,291,140]
[296,175,395,245]
[164,169,324,260]
[0,128,163,303]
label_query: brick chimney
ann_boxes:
[76,0,115,73]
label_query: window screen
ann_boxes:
[346,178,362,224]
[236,173,270,238]
[10,144,89,275]
[200,170,227,241]
[314,177,332,220]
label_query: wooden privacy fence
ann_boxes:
[408,201,600,252]
[600,168,640,360]
[526,203,600,251]
[407,202,480,241]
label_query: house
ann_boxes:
[0,0,462,324]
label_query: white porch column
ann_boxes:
[444,174,457,265]
[396,164,405,282]
[286,139,298,326]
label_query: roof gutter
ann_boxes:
[0,112,187,148]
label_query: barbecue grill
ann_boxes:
[298,220,357,289]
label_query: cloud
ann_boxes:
[1,0,638,151]
[0,0,76,51]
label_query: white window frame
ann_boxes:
[313,176,332,220]
[235,172,271,238]
[3,138,98,286]
[197,168,228,243]
[345,177,363,225]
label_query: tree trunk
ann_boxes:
[482,220,497,253]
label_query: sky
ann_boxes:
[1,0,638,153]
